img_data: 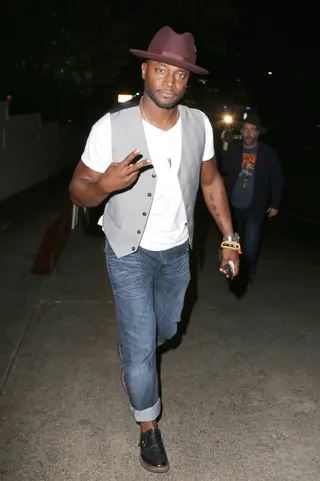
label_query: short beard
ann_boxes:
[144,79,184,110]
[243,138,256,147]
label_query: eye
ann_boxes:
[157,68,165,73]
[177,72,186,79]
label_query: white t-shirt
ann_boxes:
[81,109,214,251]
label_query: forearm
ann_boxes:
[202,175,234,237]
[69,178,110,207]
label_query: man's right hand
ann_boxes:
[98,149,151,194]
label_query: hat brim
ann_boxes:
[130,49,209,75]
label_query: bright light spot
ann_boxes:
[135,92,140,96]
[224,115,233,124]
[246,106,251,110]
[268,71,273,75]
[118,94,133,103]
[6,95,12,102]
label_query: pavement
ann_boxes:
[1,179,320,481]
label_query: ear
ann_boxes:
[141,62,147,80]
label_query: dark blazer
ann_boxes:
[220,141,284,222]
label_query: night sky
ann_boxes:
[233,1,318,95]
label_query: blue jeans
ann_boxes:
[105,239,190,422]
[232,208,263,279]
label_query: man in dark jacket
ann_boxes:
[220,113,284,285]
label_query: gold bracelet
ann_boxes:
[220,241,242,254]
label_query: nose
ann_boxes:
[163,72,175,88]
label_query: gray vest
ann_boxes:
[103,104,205,257]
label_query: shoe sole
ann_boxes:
[139,456,170,474]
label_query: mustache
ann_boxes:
[156,89,177,95]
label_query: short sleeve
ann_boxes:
[200,111,215,161]
[81,113,113,173]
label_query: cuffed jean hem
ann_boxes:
[130,397,161,422]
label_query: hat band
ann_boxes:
[151,49,195,65]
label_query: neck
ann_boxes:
[243,142,257,149]
[141,94,179,130]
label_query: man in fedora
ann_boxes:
[69,26,240,473]
[221,112,284,288]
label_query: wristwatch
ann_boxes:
[222,232,240,243]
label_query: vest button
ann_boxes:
[132,247,136,251]
[147,193,152,197]
[152,174,156,178]
[137,230,141,234]
[142,212,147,216]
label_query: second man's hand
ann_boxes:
[267,207,278,218]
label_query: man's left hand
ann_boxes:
[267,207,278,218]
[219,248,240,278]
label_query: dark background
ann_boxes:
[1,0,319,173]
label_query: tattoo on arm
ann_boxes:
[208,191,223,230]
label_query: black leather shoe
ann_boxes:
[117,343,127,393]
[139,428,169,473]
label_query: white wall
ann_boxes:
[0,102,85,201]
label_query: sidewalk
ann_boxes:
[1,216,320,481]
[0,171,73,391]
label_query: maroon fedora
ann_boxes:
[130,26,209,75]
